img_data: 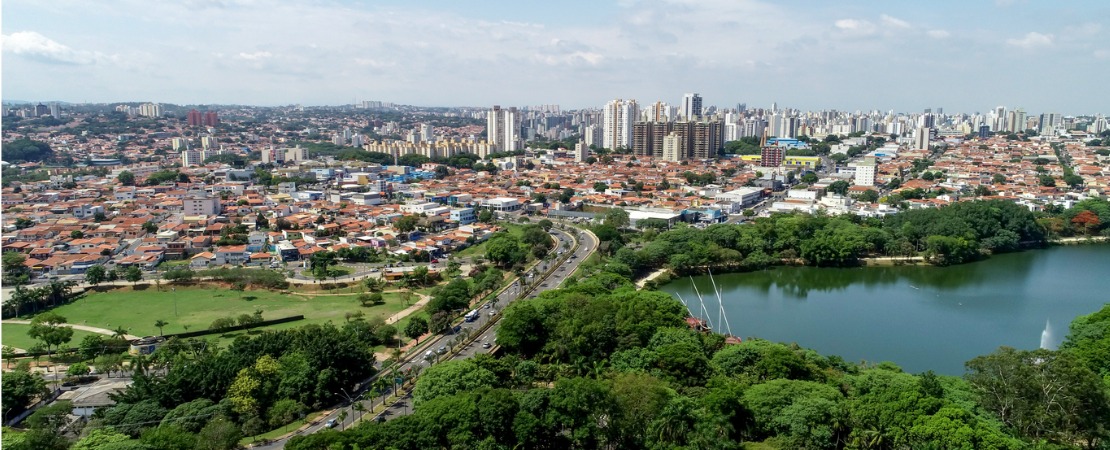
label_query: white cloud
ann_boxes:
[1095,49,1110,60]
[1,31,101,64]
[880,14,910,29]
[835,19,870,31]
[236,51,272,60]
[1006,32,1053,49]
[927,29,950,39]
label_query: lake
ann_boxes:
[661,245,1110,375]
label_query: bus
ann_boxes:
[464,310,480,322]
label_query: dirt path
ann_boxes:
[2,319,141,340]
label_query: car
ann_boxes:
[325,419,338,429]
[430,259,439,263]
[482,342,492,349]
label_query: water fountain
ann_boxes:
[1039,319,1055,350]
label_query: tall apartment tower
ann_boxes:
[574,141,589,163]
[603,99,638,151]
[647,101,670,123]
[682,93,702,121]
[187,109,202,126]
[913,127,930,150]
[487,106,521,152]
[203,111,219,127]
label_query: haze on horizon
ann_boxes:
[2,0,1108,115]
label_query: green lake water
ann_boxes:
[662,245,1110,375]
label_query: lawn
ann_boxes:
[455,223,525,258]
[38,286,412,337]
[1,324,104,351]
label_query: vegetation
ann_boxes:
[605,200,1050,275]
[288,260,1110,450]
[2,138,54,163]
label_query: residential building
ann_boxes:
[183,196,220,216]
[603,99,638,150]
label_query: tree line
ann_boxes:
[287,263,1110,449]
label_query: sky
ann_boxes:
[2,0,1108,115]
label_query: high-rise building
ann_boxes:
[203,111,219,127]
[760,146,784,167]
[682,93,702,120]
[647,101,670,123]
[487,106,521,151]
[913,127,930,150]
[49,103,60,119]
[603,99,638,150]
[583,125,603,149]
[574,141,589,163]
[139,103,162,118]
[420,123,434,142]
[187,109,202,126]
[661,133,682,162]
[850,156,877,187]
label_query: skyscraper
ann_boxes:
[682,93,702,121]
[487,106,521,151]
[603,99,638,151]
[203,111,219,127]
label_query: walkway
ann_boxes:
[2,320,141,340]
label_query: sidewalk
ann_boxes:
[2,319,141,340]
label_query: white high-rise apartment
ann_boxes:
[682,93,702,120]
[603,99,638,150]
[850,156,877,187]
[487,106,521,152]
[139,103,162,118]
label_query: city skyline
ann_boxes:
[2,0,1109,114]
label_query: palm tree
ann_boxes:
[154,320,169,336]
[353,401,366,422]
[112,326,130,340]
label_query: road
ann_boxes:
[251,224,597,449]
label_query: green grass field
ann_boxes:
[1,324,104,351]
[455,223,525,258]
[37,286,412,337]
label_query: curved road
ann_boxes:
[252,225,597,448]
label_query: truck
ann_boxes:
[464,309,480,322]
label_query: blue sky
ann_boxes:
[3,0,1107,115]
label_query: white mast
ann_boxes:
[690,277,715,331]
[708,269,734,337]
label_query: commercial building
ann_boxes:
[681,93,702,120]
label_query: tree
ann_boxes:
[1072,210,1101,236]
[2,366,49,421]
[28,312,74,355]
[801,172,819,183]
[857,189,880,203]
[358,292,384,307]
[139,425,196,450]
[117,170,136,186]
[485,233,526,268]
[142,221,158,233]
[154,319,169,336]
[405,316,429,341]
[3,138,54,162]
[478,209,495,223]
[71,429,131,450]
[594,181,609,192]
[412,359,497,405]
[195,416,242,450]
[93,211,108,222]
[993,173,1007,184]
[1039,174,1056,187]
[66,362,91,377]
[2,251,31,285]
[604,207,631,230]
[965,347,1110,445]
[124,265,144,283]
[70,230,85,239]
[84,264,106,286]
[827,180,850,196]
